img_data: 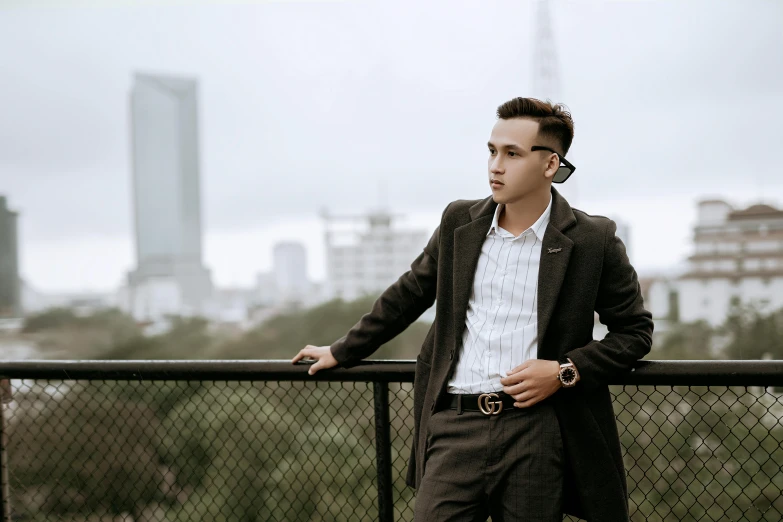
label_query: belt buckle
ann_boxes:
[478,393,503,415]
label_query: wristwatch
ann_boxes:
[557,356,579,387]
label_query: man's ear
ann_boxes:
[543,153,559,181]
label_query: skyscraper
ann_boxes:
[0,196,21,318]
[126,73,212,320]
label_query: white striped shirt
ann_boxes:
[447,195,553,394]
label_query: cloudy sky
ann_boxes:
[1,0,782,293]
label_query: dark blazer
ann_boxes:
[330,185,654,521]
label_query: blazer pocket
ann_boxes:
[414,355,432,402]
[419,324,436,360]
[415,355,432,381]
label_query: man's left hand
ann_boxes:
[500,360,562,408]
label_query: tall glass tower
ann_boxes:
[127,73,212,318]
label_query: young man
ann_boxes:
[292,97,653,521]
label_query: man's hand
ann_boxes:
[500,359,562,408]
[292,345,339,375]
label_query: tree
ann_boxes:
[618,384,783,521]
[722,303,783,361]
[159,381,379,521]
[218,295,431,360]
[21,307,142,359]
[649,320,715,360]
[104,316,216,360]
[7,382,163,518]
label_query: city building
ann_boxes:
[0,196,21,318]
[648,199,783,327]
[125,72,213,321]
[321,208,429,302]
[273,242,309,306]
[253,241,324,311]
[254,272,278,308]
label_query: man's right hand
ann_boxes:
[292,345,339,375]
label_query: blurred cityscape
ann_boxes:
[0,71,444,360]
[0,81,433,320]
[3,79,783,362]
[1,0,781,364]
[2,2,782,521]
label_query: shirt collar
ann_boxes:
[487,194,553,241]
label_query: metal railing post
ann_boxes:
[373,381,394,522]
[1,379,11,522]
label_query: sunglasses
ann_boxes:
[531,146,576,183]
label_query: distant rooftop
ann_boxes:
[729,204,783,220]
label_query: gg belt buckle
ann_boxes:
[478,393,503,415]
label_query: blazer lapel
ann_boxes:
[452,197,496,348]
[536,187,576,356]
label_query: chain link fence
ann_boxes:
[1,361,782,521]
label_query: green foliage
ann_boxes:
[20,296,432,361]
[104,316,215,360]
[10,379,783,520]
[219,295,431,360]
[158,381,379,521]
[23,307,139,338]
[22,307,80,332]
[8,382,162,517]
[722,302,783,360]
[21,307,141,358]
[652,302,783,363]
[616,385,783,521]
[650,320,715,360]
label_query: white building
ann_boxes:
[127,276,184,321]
[125,73,213,322]
[322,209,429,302]
[273,242,309,305]
[254,272,278,308]
[648,199,783,327]
[253,241,325,311]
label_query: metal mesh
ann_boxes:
[388,382,415,522]
[2,379,782,521]
[609,384,783,522]
[4,379,377,521]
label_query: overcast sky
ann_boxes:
[1,0,782,293]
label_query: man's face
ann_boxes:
[487,118,559,205]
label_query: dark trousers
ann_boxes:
[413,397,564,522]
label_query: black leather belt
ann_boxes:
[447,391,516,415]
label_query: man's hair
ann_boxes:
[496,97,574,156]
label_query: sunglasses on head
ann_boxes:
[530,146,576,183]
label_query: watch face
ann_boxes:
[561,367,576,384]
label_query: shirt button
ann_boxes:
[449,350,454,360]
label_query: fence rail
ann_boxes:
[1,360,782,522]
